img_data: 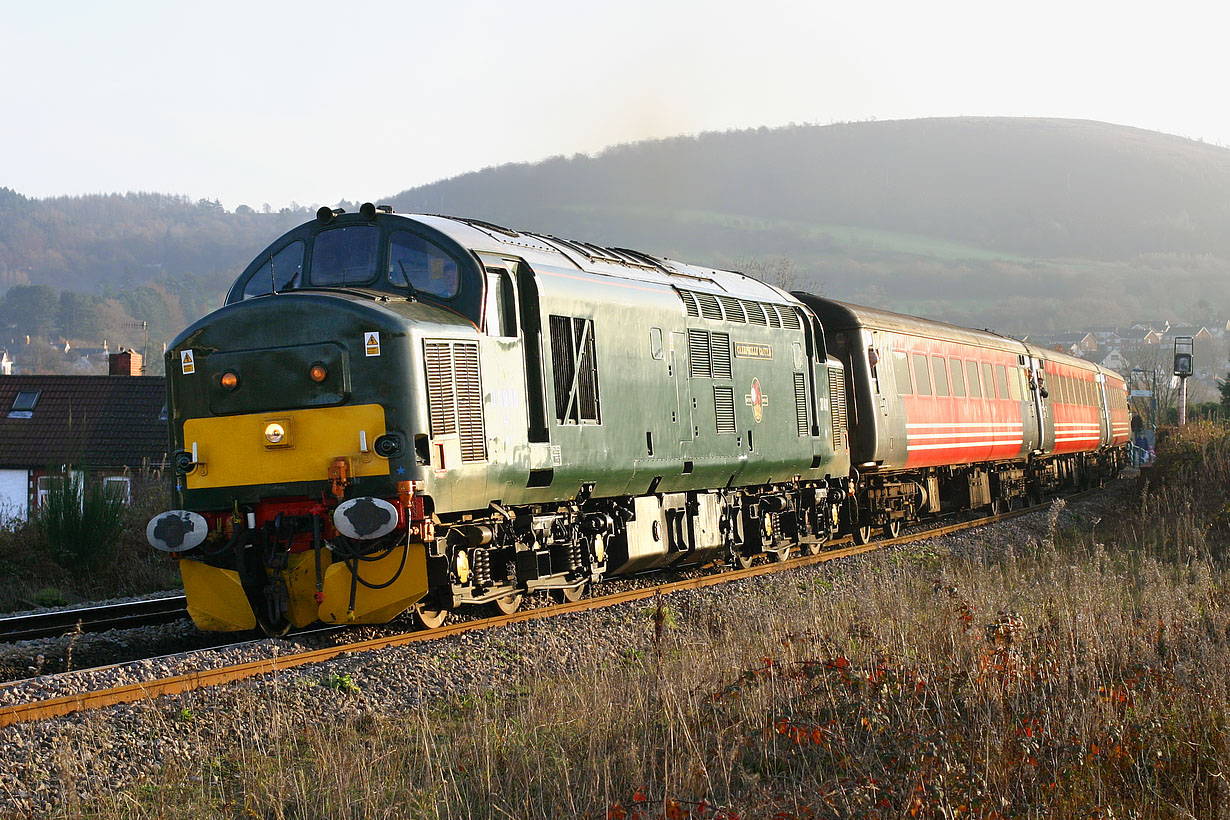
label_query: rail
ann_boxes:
[0,596,188,643]
[0,491,1099,728]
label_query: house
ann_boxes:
[0,372,167,524]
[1095,347,1130,372]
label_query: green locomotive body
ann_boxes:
[150,206,852,633]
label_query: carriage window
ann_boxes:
[893,351,912,394]
[995,365,1009,400]
[243,241,305,298]
[389,230,460,298]
[1008,368,1022,401]
[931,356,949,397]
[982,363,996,399]
[966,361,981,399]
[912,353,931,396]
[949,358,966,397]
[311,226,379,287]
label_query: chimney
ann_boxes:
[109,347,143,376]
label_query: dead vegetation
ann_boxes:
[21,427,1230,819]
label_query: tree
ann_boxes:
[58,291,101,340]
[1220,374,1230,412]
[738,256,801,293]
[0,284,59,338]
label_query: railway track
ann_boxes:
[0,595,188,643]
[0,490,1101,729]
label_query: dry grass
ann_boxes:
[29,431,1230,819]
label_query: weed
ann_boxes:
[322,672,360,695]
[32,587,68,607]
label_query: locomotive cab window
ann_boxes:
[243,241,305,298]
[311,225,380,287]
[389,231,460,299]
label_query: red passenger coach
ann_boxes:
[797,296,1129,541]
[895,341,1029,469]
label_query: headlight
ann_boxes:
[220,370,240,391]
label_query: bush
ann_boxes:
[35,471,127,573]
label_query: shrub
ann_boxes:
[35,470,127,574]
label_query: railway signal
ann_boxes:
[1173,336,1194,425]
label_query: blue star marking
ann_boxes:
[396,467,406,475]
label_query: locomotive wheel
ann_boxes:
[550,583,587,604]
[731,550,755,570]
[852,523,874,545]
[491,593,523,616]
[413,604,449,630]
[771,546,792,563]
[989,499,1006,517]
[885,519,903,539]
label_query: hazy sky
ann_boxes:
[3,0,1227,210]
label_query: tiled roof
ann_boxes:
[0,376,168,470]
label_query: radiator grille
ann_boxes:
[828,365,847,449]
[696,292,723,321]
[452,344,486,462]
[688,329,711,378]
[424,343,456,436]
[424,341,487,461]
[793,372,809,437]
[679,290,699,317]
[781,308,802,330]
[714,386,736,434]
[717,295,745,323]
[743,300,768,325]
[766,305,783,328]
[710,332,732,379]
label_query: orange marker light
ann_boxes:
[309,363,328,383]
[220,370,240,391]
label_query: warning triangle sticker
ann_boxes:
[364,332,381,357]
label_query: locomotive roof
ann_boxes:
[406,214,795,305]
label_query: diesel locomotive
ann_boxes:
[147,204,1129,635]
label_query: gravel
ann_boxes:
[0,478,1137,815]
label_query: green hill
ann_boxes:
[2,117,1229,343]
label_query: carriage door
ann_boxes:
[1094,373,1111,446]
[1027,356,1053,454]
[1017,356,1040,453]
[670,331,694,443]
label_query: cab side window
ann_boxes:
[243,241,304,299]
